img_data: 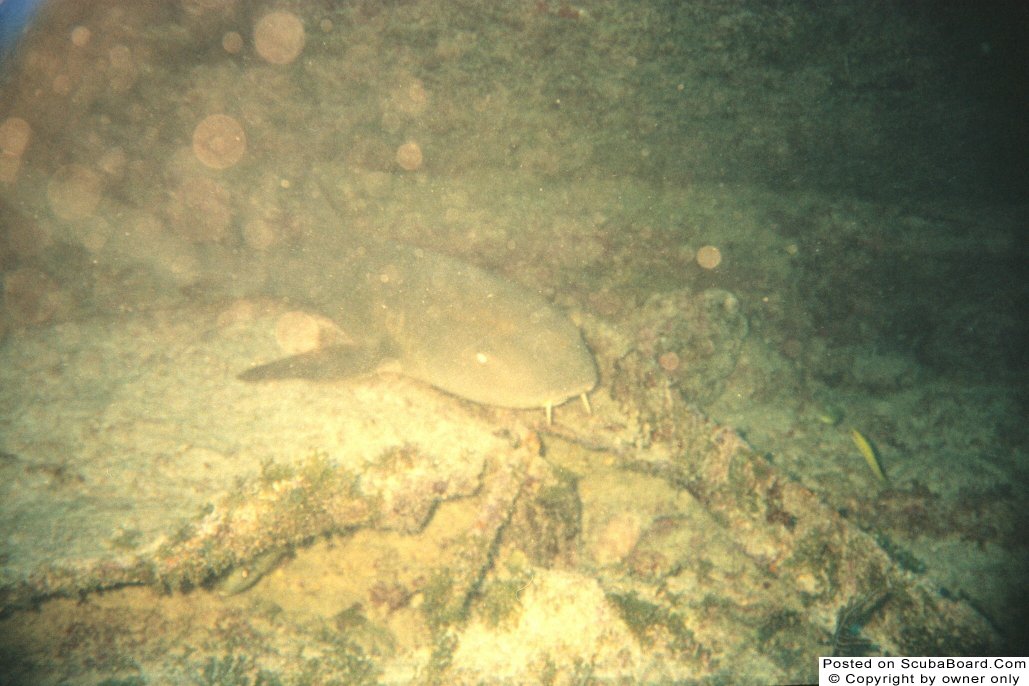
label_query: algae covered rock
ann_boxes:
[627,288,749,407]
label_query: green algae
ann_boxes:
[154,451,372,592]
[475,560,535,630]
[421,568,465,632]
[607,591,702,659]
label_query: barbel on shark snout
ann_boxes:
[237,235,597,423]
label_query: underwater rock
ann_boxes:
[0,301,538,606]
[628,288,749,407]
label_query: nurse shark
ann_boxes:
[237,235,597,423]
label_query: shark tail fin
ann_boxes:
[238,342,386,383]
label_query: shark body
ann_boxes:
[238,235,597,416]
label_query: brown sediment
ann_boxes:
[395,141,423,171]
[192,114,246,170]
[221,31,243,54]
[254,11,305,65]
[696,245,722,270]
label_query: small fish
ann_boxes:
[850,428,887,483]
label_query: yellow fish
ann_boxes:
[850,428,888,482]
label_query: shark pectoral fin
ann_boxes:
[237,344,383,383]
